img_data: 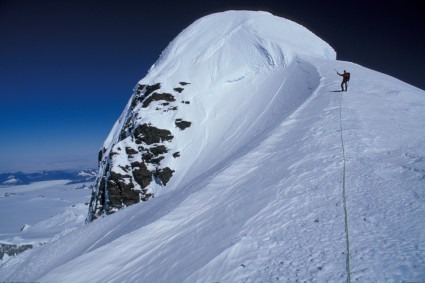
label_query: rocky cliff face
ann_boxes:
[89,82,192,219]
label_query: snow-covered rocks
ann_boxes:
[89,82,187,218]
[0,242,33,261]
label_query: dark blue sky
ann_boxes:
[1,0,423,172]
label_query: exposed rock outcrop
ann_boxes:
[134,124,174,145]
[175,119,192,130]
[155,167,175,186]
[142,92,175,108]
[0,243,33,260]
[89,82,191,220]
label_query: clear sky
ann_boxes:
[0,0,423,173]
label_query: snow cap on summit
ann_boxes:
[143,10,336,86]
[103,10,336,152]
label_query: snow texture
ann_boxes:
[1,10,424,283]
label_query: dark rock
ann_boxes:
[135,84,146,95]
[119,129,128,141]
[140,193,153,201]
[125,147,138,155]
[134,124,174,145]
[150,145,168,156]
[156,167,174,186]
[142,92,175,108]
[108,172,139,209]
[107,175,125,209]
[175,119,192,130]
[131,83,162,109]
[174,87,184,93]
[120,112,137,141]
[132,85,145,108]
[149,156,165,165]
[173,152,180,158]
[169,106,178,111]
[0,243,33,260]
[131,162,152,188]
[99,176,106,203]
[142,152,154,162]
[131,99,138,109]
[110,150,119,157]
[141,150,164,164]
[98,148,106,163]
[179,82,190,86]
[144,83,161,96]
[181,100,190,104]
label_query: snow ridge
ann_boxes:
[88,10,335,218]
[1,10,425,283]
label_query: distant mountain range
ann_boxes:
[0,169,97,186]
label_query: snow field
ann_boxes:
[0,180,91,243]
[330,61,425,281]
[2,60,424,283]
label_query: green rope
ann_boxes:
[339,92,352,283]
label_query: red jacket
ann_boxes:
[338,72,350,82]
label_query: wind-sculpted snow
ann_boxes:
[2,11,425,283]
[89,10,335,218]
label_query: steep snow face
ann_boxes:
[89,10,336,218]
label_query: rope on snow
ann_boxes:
[339,91,352,283]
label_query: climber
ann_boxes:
[337,70,350,91]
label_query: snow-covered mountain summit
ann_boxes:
[89,10,336,218]
[2,10,424,282]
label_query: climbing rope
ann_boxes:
[339,92,352,283]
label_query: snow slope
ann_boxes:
[1,10,425,282]
[157,11,334,186]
